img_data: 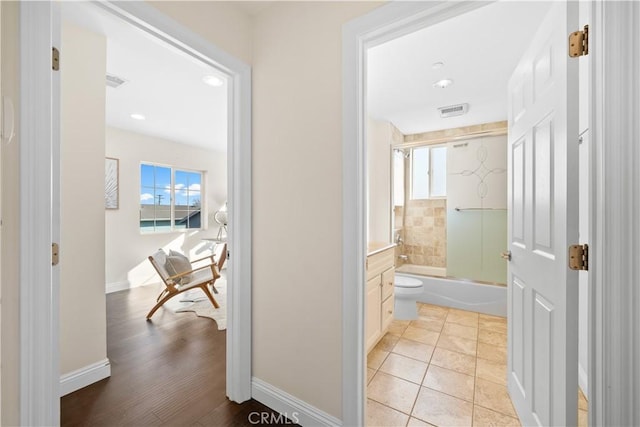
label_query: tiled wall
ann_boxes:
[396,199,447,267]
[394,206,405,266]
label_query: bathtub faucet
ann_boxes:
[398,254,409,261]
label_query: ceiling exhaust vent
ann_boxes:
[438,103,468,118]
[106,73,128,89]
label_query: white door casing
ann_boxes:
[19,2,252,424]
[507,2,579,426]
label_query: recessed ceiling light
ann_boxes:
[202,75,224,87]
[130,113,146,121]
[433,78,453,89]
[431,61,444,69]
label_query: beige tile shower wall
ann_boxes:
[394,206,404,266]
[402,199,447,267]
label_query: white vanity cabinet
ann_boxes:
[366,243,396,353]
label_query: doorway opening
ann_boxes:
[17,2,252,423]
[57,3,234,422]
[364,3,545,425]
[345,1,592,423]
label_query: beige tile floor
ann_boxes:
[366,303,589,427]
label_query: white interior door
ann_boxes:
[507,2,579,425]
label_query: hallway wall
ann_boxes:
[60,22,108,376]
[251,2,382,418]
[149,1,253,65]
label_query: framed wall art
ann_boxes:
[105,157,119,209]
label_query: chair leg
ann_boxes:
[210,282,219,294]
[200,284,220,309]
[156,289,169,302]
[146,291,178,319]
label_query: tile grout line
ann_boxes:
[368,305,511,426]
[408,304,449,427]
[471,315,480,426]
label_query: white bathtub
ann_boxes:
[396,263,446,277]
[396,272,507,317]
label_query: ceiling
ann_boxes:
[367,1,552,136]
[62,2,228,152]
[61,1,552,148]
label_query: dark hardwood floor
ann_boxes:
[61,284,292,426]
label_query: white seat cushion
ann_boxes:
[179,268,214,290]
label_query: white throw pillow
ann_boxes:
[165,250,192,284]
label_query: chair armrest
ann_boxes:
[167,263,216,281]
[190,254,215,264]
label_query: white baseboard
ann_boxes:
[251,377,342,426]
[579,362,589,398]
[106,280,130,294]
[60,358,111,397]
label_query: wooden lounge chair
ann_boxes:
[146,248,224,320]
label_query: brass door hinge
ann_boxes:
[52,47,60,71]
[52,242,60,266]
[569,25,589,57]
[569,244,588,271]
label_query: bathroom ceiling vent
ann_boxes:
[106,73,128,89]
[438,103,468,118]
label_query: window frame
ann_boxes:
[139,162,205,234]
[409,144,447,200]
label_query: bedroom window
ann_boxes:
[140,163,203,233]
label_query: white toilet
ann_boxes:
[394,275,424,320]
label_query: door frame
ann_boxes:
[19,2,252,425]
[589,2,640,425]
[342,1,634,426]
[341,3,493,424]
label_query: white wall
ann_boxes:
[0,2,20,424]
[60,23,108,376]
[105,126,226,291]
[367,118,392,243]
[252,2,382,418]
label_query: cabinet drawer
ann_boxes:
[382,295,395,332]
[366,247,395,280]
[381,267,395,301]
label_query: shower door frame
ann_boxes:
[390,123,508,278]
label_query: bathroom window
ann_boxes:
[410,145,447,199]
[140,163,204,233]
[430,146,447,197]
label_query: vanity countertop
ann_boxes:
[367,241,396,256]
